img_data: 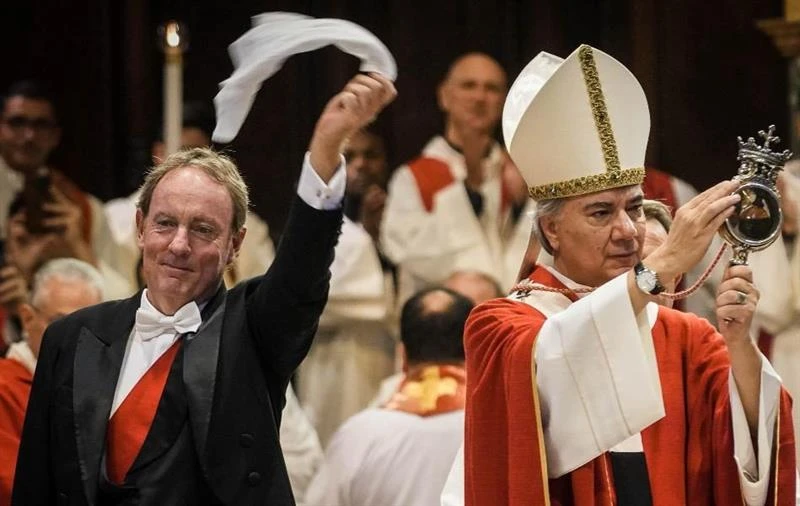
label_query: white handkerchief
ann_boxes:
[213,11,397,143]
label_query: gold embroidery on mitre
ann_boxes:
[579,44,620,172]
[527,45,644,200]
[528,167,645,200]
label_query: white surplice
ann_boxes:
[308,409,463,506]
[380,136,532,303]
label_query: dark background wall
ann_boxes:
[0,0,787,238]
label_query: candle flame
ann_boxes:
[166,22,180,48]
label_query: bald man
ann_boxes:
[306,287,473,506]
[381,53,532,302]
[369,269,504,409]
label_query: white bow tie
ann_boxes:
[135,301,202,341]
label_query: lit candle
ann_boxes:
[161,21,186,156]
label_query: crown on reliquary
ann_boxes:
[736,125,792,183]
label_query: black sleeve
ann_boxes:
[245,196,342,384]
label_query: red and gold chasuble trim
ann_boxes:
[384,365,466,417]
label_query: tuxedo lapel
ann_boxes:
[184,286,226,466]
[73,294,139,505]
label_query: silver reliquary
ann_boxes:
[720,125,792,265]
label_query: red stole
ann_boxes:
[105,339,183,484]
[383,364,466,416]
[464,266,796,505]
[0,358,34,506]
[408,155,516,215]
[407,157,455,212]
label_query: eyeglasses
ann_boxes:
[2,116,58,133]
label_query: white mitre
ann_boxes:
[502,44,650,201]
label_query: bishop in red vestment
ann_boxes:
[462,44,797,506]
[464,265,796,505]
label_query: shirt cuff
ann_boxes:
[297,151,346,210]
[730,352,781,505]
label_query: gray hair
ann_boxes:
[530,197,566,255]
[642,199,673,233]
[137,147,249,232]
[31,258,105,306]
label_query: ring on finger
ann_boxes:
[734,290,747,305]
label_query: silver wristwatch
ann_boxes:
[634,262,665,295]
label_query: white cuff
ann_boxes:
[731,353,782,505]
[297,152,346,210]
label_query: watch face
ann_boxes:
[636,270,657,293]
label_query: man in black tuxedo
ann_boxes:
[12,73,396,506]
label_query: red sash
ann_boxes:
[105,339,182,484]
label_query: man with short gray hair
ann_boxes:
[0,258,103,506]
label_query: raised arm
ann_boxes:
[309,73,396,181]
[247,73,396,381]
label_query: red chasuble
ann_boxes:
[463,266,796,505]
[0,358,33,506]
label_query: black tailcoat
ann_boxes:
[12,197,342,505]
